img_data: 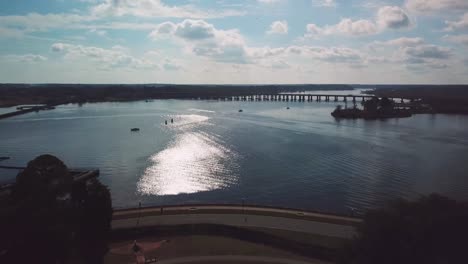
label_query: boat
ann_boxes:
[238,109,243,112]
[286,107,290,110]
[130,128,140,132]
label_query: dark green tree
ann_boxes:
[338,194,468,264]
[75,179,113,264]
[361,97,380,113]
[379,97,394,113]
[0,155,112,264]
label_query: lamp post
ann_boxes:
[242,198,246,223]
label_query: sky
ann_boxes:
[0,0,467,84]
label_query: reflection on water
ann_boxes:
[138,115,237,195]
[2,100,468,212]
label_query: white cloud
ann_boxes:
[51,43,160,70]
[443,34,468,45]
[88,28,108,37]
[369,37,425,50]
[312,0,337,7]
[385,37,425,46]
[253,45,366,64]
[405,0,468,13]
[267,20,288,34]
[304,6,411,38]
[91,0,244,19]
[3,54,48,63]
[401,44,453,70]
[306,19,378,36]
[404,44,452,59]
[444,13,468,31]
[149,19,249,64]
[377,6,412,29]
[174,20,216,39]
[366,38,454,71]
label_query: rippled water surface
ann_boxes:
[1,94,468,214]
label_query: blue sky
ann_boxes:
[0,0,467,84]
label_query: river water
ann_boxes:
[1,91,468,214]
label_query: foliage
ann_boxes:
[338,194,468,264]
[0,155,113,264]
[361,97,380,113]
[76,179,113,264]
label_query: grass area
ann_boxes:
[105,235,329,264]
[248,227,348,249]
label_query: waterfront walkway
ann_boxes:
[112,205,361,240]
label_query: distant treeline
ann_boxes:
[367,85,468,114]
[0,84,352,107]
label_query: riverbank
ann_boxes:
[0,84,353,107]
[0,105,55,120]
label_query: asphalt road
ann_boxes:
[112,205,359,239]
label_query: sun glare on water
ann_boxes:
[137,115,237,196]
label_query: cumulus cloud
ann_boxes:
[253,46,365,64]
[366,38,453,71]
[370,37,425,50]
[91,0,244,19]
[404,45,452,60]
[386,37,425,46]
[306,19,378,37]
[405,0,468,13]
[401,44,453,70]
[304,6,411,37]
[175,20,216,40]
[377,6,411,29]
[149,19,249,64]
[267,20,288,34]
[444,13,468,31]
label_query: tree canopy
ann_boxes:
[0,154,113,264]
[338,194,468,264]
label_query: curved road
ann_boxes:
[156,255,326,264]
[112,205,360,239]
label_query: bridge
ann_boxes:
[197,93,421,104]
